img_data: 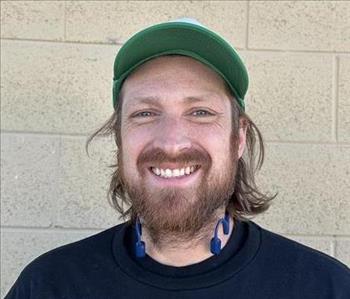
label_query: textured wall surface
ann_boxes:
[1,1,349,297]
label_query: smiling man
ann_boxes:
[6,19,350,299]
[119,55,243,265]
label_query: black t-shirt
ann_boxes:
[5,219,350,298]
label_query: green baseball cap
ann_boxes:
[112,18,249,110]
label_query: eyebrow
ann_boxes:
[125,95,210,110]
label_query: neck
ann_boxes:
[141,212,234,267]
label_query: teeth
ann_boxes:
[165,169,172,177]
[151,166,198,178]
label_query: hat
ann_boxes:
[112,18,249,110]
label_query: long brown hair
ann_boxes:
[86,85,276,222]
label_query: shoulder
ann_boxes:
[27,222,125,271]
[5,222,127,298]
[256,221,348,270]
[250,221,350,295]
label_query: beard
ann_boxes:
[120,135,239,248]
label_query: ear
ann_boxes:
[237,118,248,159]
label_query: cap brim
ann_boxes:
[113,22,248,110]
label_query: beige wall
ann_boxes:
[1,0,349,296]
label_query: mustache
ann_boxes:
[136,147,211,168]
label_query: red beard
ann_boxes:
[120,136,238,247]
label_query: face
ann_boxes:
[119,56,246,243]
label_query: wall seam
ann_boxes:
[54,134,63,227]
[333,56,340,142]
[1,37,350,55]
[1,37,122,46]
[265,140,350,146]
[245,0,250,50]
[64,0,67,41]
[1,226,103,233]
[281,233,350,238]
[2,131,350,146]
[331,237,336,257]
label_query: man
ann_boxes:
[6,18,350,299]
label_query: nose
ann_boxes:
[152,116,192,156]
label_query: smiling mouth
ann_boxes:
[149,165,201,179]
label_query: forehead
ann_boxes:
[120,56,231,110]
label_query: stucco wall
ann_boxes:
[1,1,349,297]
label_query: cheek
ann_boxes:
[212,141,232,171]
[121,128,150,177]
[196,131,232,171]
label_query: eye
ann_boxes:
[133,111,156,118]
[191,110,214,117]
